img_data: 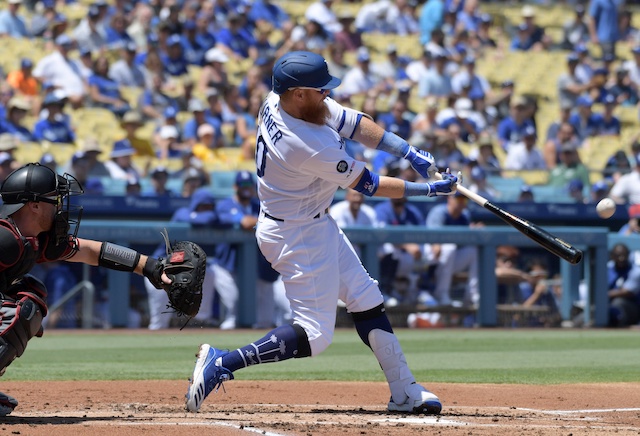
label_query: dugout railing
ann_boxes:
[76,221,612,329]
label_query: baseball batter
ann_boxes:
[186,51,458,415]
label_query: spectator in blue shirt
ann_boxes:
[437,98,480,144]
[0,0,29,38]
[510,6,551,52]
[212,171,264,330]
[605,243,640,327]
[418,52,453,98]
[451,56,490,98]
[456,0,482,34]
[105,12,133,49]
[33,92,76,144]
[108,42,146,88]
[88,56,131,118]
[249,0,290,30]
[215,11,257,60]
[162,34,189,77]
[139,74,179,121]
[424,193,479,306]
[0,96,34,142]
[377,100,412,140]
[375,196,425,299]
[497,96,536,151]
[588,0,623,60]
[569,96,604,140]
[608,66,639,107]
[195,12,217,51]
[600,94,621,136]
[183,96,222,148]
[143,166,177,197]
[181,20,207,66]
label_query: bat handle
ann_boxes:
[433,171,488,207]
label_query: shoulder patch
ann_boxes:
[336,160,348,173]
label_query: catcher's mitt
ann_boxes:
[143,237,206,319]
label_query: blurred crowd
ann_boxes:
[2,0,640,328]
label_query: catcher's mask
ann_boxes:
[0,163,84,245]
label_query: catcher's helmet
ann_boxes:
[0,163,83,216]
[272,51,341,95]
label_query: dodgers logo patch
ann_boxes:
[336,160,348,173]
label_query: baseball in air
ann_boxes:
[596,198,616,219]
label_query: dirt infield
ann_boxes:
[2,380,640,435]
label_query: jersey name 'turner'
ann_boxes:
[260,103,283,145]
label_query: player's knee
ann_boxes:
[308,330,333,356]
[21,275,48,300]
[0,297,45,362]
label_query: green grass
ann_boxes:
[4,329,640,384]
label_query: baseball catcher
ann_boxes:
[0,163,205,416]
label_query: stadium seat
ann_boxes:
[210,170,238,189]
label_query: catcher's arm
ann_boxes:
[68,237,205,319]
[67,238,172,285]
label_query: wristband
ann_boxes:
[376,131,410,157]
[98,242,140,272]
[354,168,379,197]
[404,181,432,197]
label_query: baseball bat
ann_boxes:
[433,173,583,264]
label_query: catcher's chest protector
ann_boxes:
[0,220,40,294]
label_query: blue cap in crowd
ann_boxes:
[39,153,56,166]
[20,58,32,69]
[568,179,584,192]
[603,93,616,105]
[164,106,177,119]
[71,151,87,165]
[357,47,370,62]
[576,96,593,107]
[567,53,579,63]
[523,125,537,137]
[183,20,196,30]
[88,4,100,18]
[55,34,73,47]
[470,166,486,181]
[110,139,136,158]
[43,92,64,106]
[167,34,182,47]
[235,170,255,187]
[592,180,608,193]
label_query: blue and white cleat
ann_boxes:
[387,383,442,415]
[185,344,234,412]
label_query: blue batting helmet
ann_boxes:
[272,51,341,95]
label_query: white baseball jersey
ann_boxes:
[255,92,383,356]
[256,92,366,220]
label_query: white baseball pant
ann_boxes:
[256,214,383,356]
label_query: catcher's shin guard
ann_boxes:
[0,296,45,371]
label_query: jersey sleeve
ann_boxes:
[325,97,367,140]
[300,143,366,189]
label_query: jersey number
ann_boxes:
[256,133,267,177]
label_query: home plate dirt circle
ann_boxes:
[2,380,639,435]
